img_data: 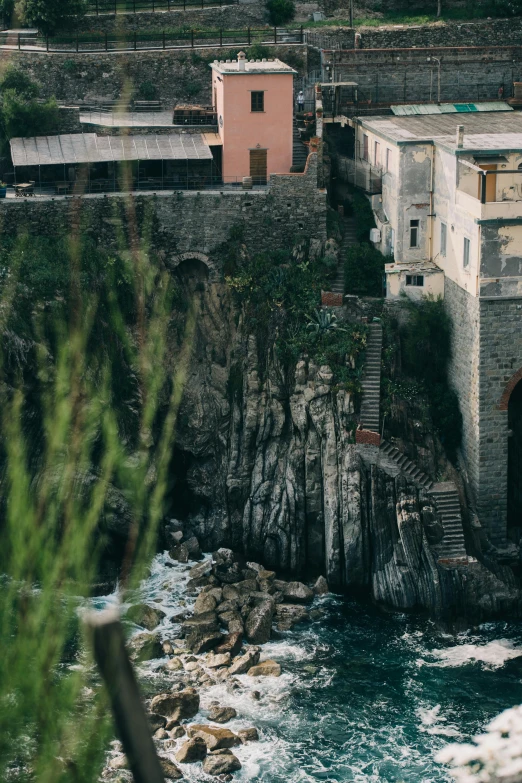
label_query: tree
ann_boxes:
[437,0,442,16]
[0,0,15,26]
[265,0,295,26]
[0,66,58,155]
[16,0,87,34]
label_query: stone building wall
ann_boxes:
[0,45,307,106]
[445,277,522,544]
[358,18,522,49]
[0,154,325,264]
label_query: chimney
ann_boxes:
[238,51,246,71]
[456,124,464,148]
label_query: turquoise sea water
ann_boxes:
[102,553,522,783]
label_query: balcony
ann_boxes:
[336,155,383,194]
[456,161,522,221]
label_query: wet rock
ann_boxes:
[170,610,189,623]
[170,543,189,563]
[148,713,167,732]
[158,758,183,780]
[163,657,183,672]
[214,631,243,658]
[245,599,275,644]
[128,632,163,662]
[184,535,202,561]
[175,737,207,763]
[283,582,314,604]
[275,603,310,630]
[248,660,281,677]
[165,719,180,730]
[222,585,240,601]
[313,575,329,595]
[213,548,236,566]
[169,726,186,739]
[154,728,169,739]
[207,652,231,668]
[168,530,184,546]
[150,689,200,721]
[238,728,259,743]
[162,641,174,655]
[234,579,258,596]
[187,725,241,750]
[188,630,224,654]
[214,562,244,584]
[219,610,244,633]
[228,649,260,675]
[189,560,212,580]
[202,751,241,776]
[203,586,223,603]
[182,611,219,635]
[208,706,237,723]
[194,592,218,615]
[217,601,240,615]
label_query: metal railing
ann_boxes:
[0,26,305,52]
[79,108,218,126]
[1,176,270,197]
[336,155,383,194]
[87,0,238,12]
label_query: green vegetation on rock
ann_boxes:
[16,0,87,34]
[0,66,58,155]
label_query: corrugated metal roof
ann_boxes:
[10,133,213,167]
[392,102,513,116]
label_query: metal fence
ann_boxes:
[0,26,304,52]
[336,155,382,195]
[87,0,238,11]
[0,175,269,196]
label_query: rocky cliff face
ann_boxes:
[168,276,522,623]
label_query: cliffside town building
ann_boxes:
[351,106,522,545]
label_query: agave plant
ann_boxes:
[306,308,346,333]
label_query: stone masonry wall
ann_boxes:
[444,277,481,512]
[445,277,522,544]
[330,46,522,104]
[0,45,307,105]
[0,154,325,265]
[358,18,522,49]
[80,3,266,33]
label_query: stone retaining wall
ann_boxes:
[358,17,522,49]
[0,45,307,105]
[0,153,325,263]
[81,3,266,32]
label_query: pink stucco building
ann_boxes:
[210,53,296,184]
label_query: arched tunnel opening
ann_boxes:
[508,378,522,536]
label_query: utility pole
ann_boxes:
[349,0,353,27]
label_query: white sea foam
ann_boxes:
[421,639,522,670]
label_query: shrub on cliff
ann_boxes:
[344,243,385,297]
[16,0,86,34]
[266,0,295,25]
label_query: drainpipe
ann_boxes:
[428,143,435,262]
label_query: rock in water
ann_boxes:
[148,712,166,732]
[193,592,218,615]
[313,575,329,595]
[207,652,231,668]
[126,603,166,630]
[283,582,314,604]
[228,649,260,675]
[187,630,224,654]
[238,728,259,743]
[158,758,183,780]
[248,660,281,677]
[275,603,309,630]
[214,631,243,657]
[150,689,200,721]
[170,543,189,563]
[187,725,241,750]
[208,706,237,723]
[175,737,207,763]
[128,632,163,662]
[203,751,242,776]
[245,600,274,644]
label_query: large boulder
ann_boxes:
[187,630,223,654]
[313,575,329,595]
[238,728,259,743]
[158,758,183,780]
[126,603,166,631]
[175,737,207,763]
[245,600,274,644]
[184,535,202,560]
[208,705,237,724]
[150,689,200,721]
[187,725,240,750]
[283,581,314,604]
[169,543,189,563]
[182,611,219,635]
[193,592,218,615]
[128,632,163,662]
[148,712,167,732]
[189,560,212,580]
[228,649,260,675]
[248,660,281,677]
[214,631,243,658]
[202,750,242,776]
[275,603,310,631]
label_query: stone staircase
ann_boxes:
[359,322,383,433]
[330,216,358,296]
[430,482,467,561]
[292,119,308,172]
[380,440,434,490]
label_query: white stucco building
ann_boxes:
[350,105,522,301]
